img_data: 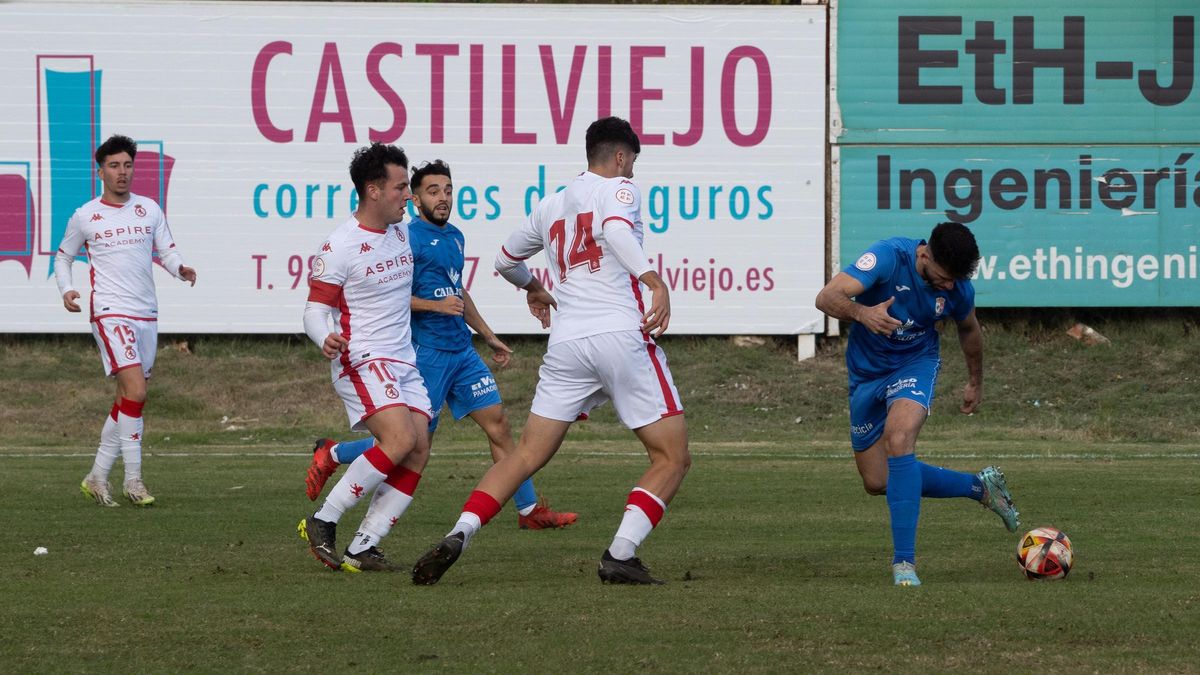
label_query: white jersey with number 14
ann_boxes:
[499,171,646,345]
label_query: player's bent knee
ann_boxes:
[862,478,888,496]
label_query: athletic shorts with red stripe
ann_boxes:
[91,316,157,378]
[530,330,683,430]
[332,357,433,432]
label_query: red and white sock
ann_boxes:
[347,466,421,555]
[448,490,502,546]
[315,445,394,524]
[117,398,145,482]
[609,487,667,561]
[89,404,121,481]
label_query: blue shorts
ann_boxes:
[416,344,502,432]
[847,356,940,451]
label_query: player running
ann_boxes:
[297,143,434,573]
[412,116,690,586]
[815,222,1020,586]
[304,160,577,531]
[55,134,197,507]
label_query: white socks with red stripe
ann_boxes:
[609,487,667,561]
[116,398,145,482]
[347,466,422,555]
[315,446,393,524]
[88,404,121,481]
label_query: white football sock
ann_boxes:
[346,482,416,555]
[314,450,392,524]
[89,410,120,481]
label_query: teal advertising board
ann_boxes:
[836,1,1200,306]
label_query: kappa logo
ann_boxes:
[359,242,373,254]
[321,242,332,252]
[90,213,104,222]
[134,204,146,218]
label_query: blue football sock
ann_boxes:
[918,461,983,500]
[513,478,538,512]
[333,437,375,464]
[887,454,921,565]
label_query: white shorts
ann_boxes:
[531,330,683,430]
[91,316,158,378]
[333,357,433,432]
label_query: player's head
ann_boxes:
[411,160,453,227]
[94,135,137,199]
[586,116,640,179]
[920,221,980,290]
[350,143,411,223]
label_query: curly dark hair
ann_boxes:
[94,135,137,165]
[349,143,409,198]
[928,221,981,279]
[585,116,641,165]
[411,160,451,191]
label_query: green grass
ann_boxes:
[2,318,1199,671]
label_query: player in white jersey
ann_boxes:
[413,117,691,586]
[298,143,434,573]
[54,135,197,508]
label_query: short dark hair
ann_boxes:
[411,160,451,191]
[94,135,137,165]
[349,143,409,198]
[928,221,981,279]
[585,116,641,165]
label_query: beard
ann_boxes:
[419,206,450,226]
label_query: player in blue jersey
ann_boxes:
[815,222,1020,586]
[305,160,577,533]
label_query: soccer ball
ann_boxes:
[1016,526,1073,580]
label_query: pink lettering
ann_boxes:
[251,41,293,143]
[540,45,586,144]
[673,47,705,147]
[416,44,460,143]
[305,42,356,143]
[502,45,536,144]
[597,46,612,119]
[470,44,485,144]
[630,46,666,145]
[367,43,406,143]
[721,46,772,147]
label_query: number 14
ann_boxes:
[548,213,603,283]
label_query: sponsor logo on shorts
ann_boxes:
[885,377,918,397]
[855,252,876,271]
[851,421,874,436]
[470,375,498,398]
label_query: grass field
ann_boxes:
[2,316,1199,672]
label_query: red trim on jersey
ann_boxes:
[660,410,685,419]
[362,446,395,474]
[406,405,432,422]
[307,279,343,306]
[94,317,119,370]
[629,274,646,314]
[358,402,419,426]
[626,489,665,527]
[645,342,680,415]
[500,245,530,261]
[357,223,387,233]
[602,216,635,228]
[85,242,95,320]
[384,466,422,496]
[98,198,126,208]
[92,313,156,323]
[463,490,503,526]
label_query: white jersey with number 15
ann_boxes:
[498,171,647,345]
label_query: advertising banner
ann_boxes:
[0,2,827,333]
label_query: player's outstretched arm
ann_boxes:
[461,290,512,367]
[956,309,984,414]
[815,273,901,335]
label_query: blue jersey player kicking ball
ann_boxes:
[306,160,577,532]
[815,222,1020,586]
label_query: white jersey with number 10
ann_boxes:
[499,171,646,345]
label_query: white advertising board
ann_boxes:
[0,1,826,334]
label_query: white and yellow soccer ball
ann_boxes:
[1017,526,1073,580]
